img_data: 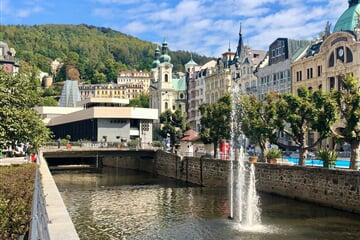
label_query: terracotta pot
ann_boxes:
[249,156,258,163]
[66,143,72,149]
[268,158,277,164]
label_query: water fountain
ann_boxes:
[229,85,261,229]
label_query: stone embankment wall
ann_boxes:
[255,163,360,213]
[102,150,360,214]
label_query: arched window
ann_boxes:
[165,102,168,109]
[165,74,168,82]
[346,47,353,63]
[328,52,334,67]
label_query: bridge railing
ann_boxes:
[41,141,162,151]
[29,167,50,240]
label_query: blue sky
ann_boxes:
[0,0,348,57]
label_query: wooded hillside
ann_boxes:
[1,24,213,83]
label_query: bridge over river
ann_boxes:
[41,145,159,167]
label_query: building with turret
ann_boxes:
[292,0,360,94]
[149,40,187,122]
[230,25,267,97]
[291,0,360,150]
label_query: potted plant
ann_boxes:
[248,155,258,163]
[266,148,282,164]
[65,135,72,149]
[318,148,337,168]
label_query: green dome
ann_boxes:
[160,54,171,63]
[333,2,360,32]
[152,59,160,68]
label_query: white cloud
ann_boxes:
[2,0,351,57]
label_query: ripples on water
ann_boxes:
[53,167,360,240]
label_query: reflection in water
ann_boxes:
[52,167,360,240]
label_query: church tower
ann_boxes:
[150,40,176,119]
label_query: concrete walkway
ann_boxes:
[0,156,29,165]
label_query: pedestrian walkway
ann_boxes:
[0,156,29,165]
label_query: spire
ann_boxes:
[234,22,244,62]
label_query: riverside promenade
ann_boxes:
[0,154,80,240]
[0,156,29,165]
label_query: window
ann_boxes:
[307,68,313,79]
[329,77,335,90]
[328,53,334,67]
[317,65,322,77]
[165,74,168,82]
[296,71,302,81]
[346,47,353,63]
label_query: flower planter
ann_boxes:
[268,158,277,164]
[249,156,258,163]
[66,143,72,149]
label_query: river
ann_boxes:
[52,166,360,240]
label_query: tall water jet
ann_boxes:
[229,84,261,227]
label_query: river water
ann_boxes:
[52,166,360,240]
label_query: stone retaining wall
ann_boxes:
[102,150,360,214]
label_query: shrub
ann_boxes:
[265,148,282,160]
[318,148,337,168]
[0,164,37,239]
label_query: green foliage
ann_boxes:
[0,69,51,150]
[275,88,337,166]
[2,24,213,83]
[265,148,282,160]
[318,148,337,168]
[127,139,139,148]
[236,93,278,161]
[128,93,149,108]
[159,109,186,145]
[0,164,37,239]
[332,74,360,170]
[199,94,232,157]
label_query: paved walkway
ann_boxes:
[0,156,30,165]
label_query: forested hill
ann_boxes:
[1,24,214,83]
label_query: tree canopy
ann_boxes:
[199,94,232,158]
[0,69,51,151]
[2,24,213,84]
[332,74,360,170]
[159,109,186,147]
[236,93,278,161]
[273,88,337,166]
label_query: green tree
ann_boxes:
[236,93,278,162]
[199,94,232,158]
[332,74,360,170]
[0,69,51,151]
[159,109,186,146]
[275,88,337,166]
[128,93,149,108]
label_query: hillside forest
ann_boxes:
[1,24,213,84]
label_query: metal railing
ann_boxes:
[29,164,50,240]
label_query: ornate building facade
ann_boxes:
[117,70,151,93]
[291,0,360,149]
[79,82,144,100]
[149,40,187,121]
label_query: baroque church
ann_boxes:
[149,40,187,123]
